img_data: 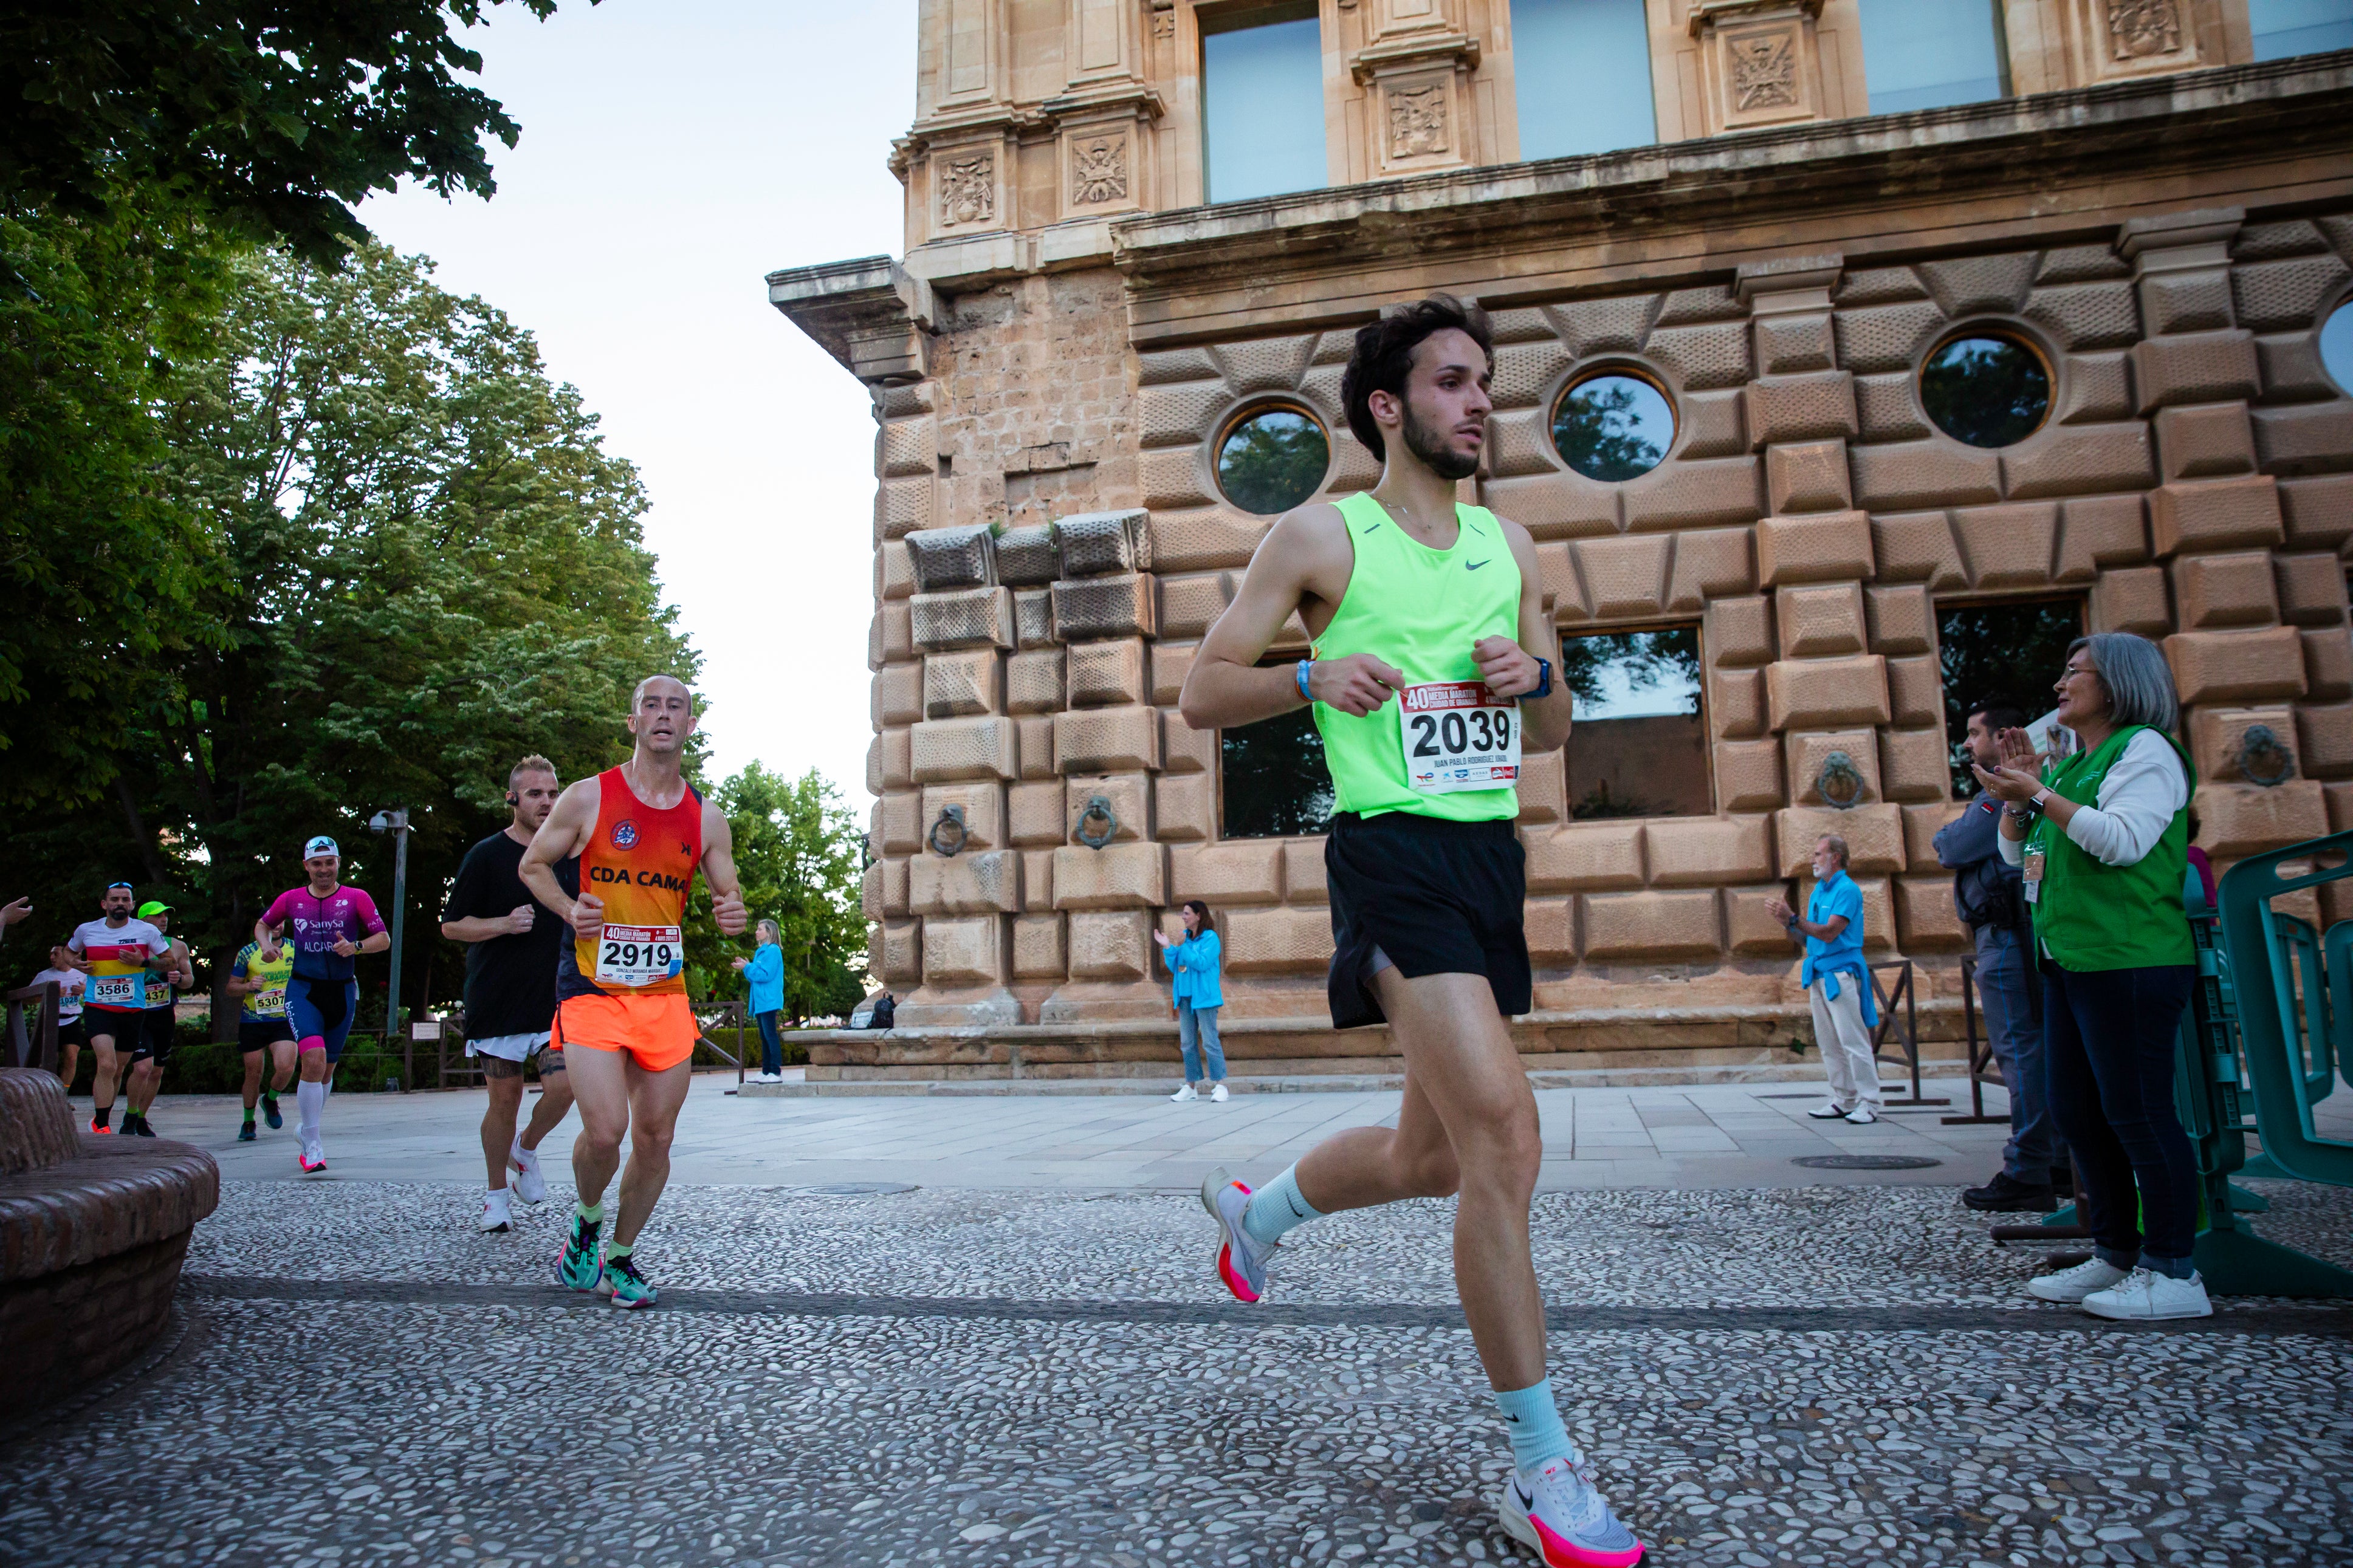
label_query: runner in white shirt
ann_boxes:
[29,945,88,1090]
[66,884,170,1134]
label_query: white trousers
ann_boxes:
[1808,975,1883,1111]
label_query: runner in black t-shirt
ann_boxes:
[440,756,577,1233]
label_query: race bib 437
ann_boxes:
[1399,681,1520,793]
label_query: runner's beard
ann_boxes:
[1400,404,1480,482]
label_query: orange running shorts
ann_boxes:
[551,992,698,1073]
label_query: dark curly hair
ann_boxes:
[1339,292,1494,461]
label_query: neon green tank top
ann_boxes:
[1310,492,1524,822]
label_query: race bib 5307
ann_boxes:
[596,924,684,988]
[1399,681,1520,794]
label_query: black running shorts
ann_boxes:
[1324,810,1531,1030]
[239,1018,295,1053]
[131,1005,179,1064]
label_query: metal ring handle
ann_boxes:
[928,804,969,857]
[1074,795,1118,849]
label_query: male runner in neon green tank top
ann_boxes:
[1180,295,1641,1567]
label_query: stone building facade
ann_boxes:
[770,1,2353,1081]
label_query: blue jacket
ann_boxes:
[1798,869,1877,1027]
[1162,928,1223,1010]
[744,943,785,1015]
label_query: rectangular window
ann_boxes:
[1855,0,2007,115]
[1201,4,1328,204]
[1561,628,1709,818]
[2250,0,2353,60]
[1937,597,2086,798]
[1220,659,1333,838]
[1511,0,1657,160]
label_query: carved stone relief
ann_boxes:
[1387,83,1449,159]
[938,151,996,228]
[2106,0,2185,58]
[1071,134,1128,206]
[1731,29,1800,111]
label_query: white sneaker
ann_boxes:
[1805,1101,1849,1119]
[752,1072,783,1084]
[1170,1083,1198,1103]
[509,1139,548,1205]
[479,1188,513,1233]
[1496,1453,1644,1567]
[1210,1082,1230,1103]
[2083,1266,2213,1321]
[1844,1106,1880,1125]
[2026,1256,2130,1303]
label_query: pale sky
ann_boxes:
[360,1,918,801]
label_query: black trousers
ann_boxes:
[2041,961,2199,1273]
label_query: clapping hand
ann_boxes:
[1970,727,2045,804]
[1765,897,1796,926]
[730,955,750,973]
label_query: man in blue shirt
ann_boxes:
[1768,833,1881,1125]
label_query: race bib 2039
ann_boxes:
[1398,681,1520,794]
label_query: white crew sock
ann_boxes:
[296,1080,326,1144]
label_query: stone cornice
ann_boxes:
[1686,0,1824,38]
[1348,29,1480,86]
[764,256,938,386]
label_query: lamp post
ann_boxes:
[369,809,411,1049]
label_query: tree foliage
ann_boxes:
[1,1,585,261]
[685,765,867,1022]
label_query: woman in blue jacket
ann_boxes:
[731,920,787,1082]
[1155,899,1226,1102]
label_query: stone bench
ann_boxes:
[0,1069,218,1417]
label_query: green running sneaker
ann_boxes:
[555,1215,603,1291]
[599,1251,658,1310]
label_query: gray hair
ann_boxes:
[2069,632,2179,733]
[1814,834,1849,868]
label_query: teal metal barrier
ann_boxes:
[2219,831,2353,1189]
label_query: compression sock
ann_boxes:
[1240,1165,1324,1248]
[295,1080,326,1142]
[1495,1380,1578,1473]
[606,1239,631,1261]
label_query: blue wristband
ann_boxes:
[1297,660,1314,701]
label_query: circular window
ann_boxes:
[1215,406,1329,516]
[2321,298,2353,397]
[1920,332,2052,448]
[1551,371,1675,481]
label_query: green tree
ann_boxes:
[2,1,591,261]
[687,765,868,1024]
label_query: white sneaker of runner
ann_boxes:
[2025,1256,2129,1303]
[1211,1083,1230,1103]
[509,1138,548,1205]
[2082,1266,2213,1321]
[479,1188,513,1233]
[1170,1083,1198,1103]
[1496,1454,1644,1567]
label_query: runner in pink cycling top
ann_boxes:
[255,836,389,1171]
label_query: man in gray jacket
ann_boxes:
[1936,699,2068,1211]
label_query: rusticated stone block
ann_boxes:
[1705,596,1774,667]
[875,663,922,728]
[1894,876,1968,951]
[878,919,922,984]
[2276,554,2351,628]
[911,586,1015,651]
[1885,656,1943,727]
[1224,906,1334,974]
[2299,703,2353,779]
[924,648,1002,718]
[1850,442,2001,512]
[1051,842,1166,909]
[919,782,1006,852]
[1847,875,1897,952]
[1053,573,1156,641]
[878,540,916,600]
[2192,780,2328,857]
[1158,572,1236,639]
[1152,508,1271,574]
[2129,330,2259,412]
[2170,550,2279,629]
[1727,886,1796,955]
[1580,891,1722,961]
[1062,773,1150,845]
[1525,821,1645,892]
[1151,642,1195,706]
[2055,354,2136,428]
[1753,311,1833,377]
[911,716,1019,783]
[1067,638,1147,708]
[1515,748,1567,824]
[1014,587,1055,649]
[1669,394,1749,461]
[877,475,931,539]
[2155,403,2257,479]
[1663,527,1755,608]
[1161,710,1215,775]
[1766,656,1891,730]
[1067,911,1152,981]
[2151,476,2285,556]
[1715,739,1784,811]
[2251,402,2353,476]
[1710,667,1767,739]
[877,727,913,791]
[871,602,912,668]
[1155,772,1215,841]
[2329,781,2353,833]
[1953,503,2058,589]
[909,851,1022,916]
[1743,371,1858,447]
[903,524,997,592]
[2304,629,2353,702]
[1054,509,1152,577]
[1787,730,1882,807]
[1171,841,1285,905]
[2279,475,2353,550]
[2092,566,2173,635]
[1869,512,1968,590]
[2163,626,2307,704]
[1056,706,1160,774]
[994,524,1059,587]
[1022,849,1056,911]
[1766,441,1852,515]
[1284,840,1328,903]
[1017,717,1057,781]
[1011,914,1066,980]
[1903,802,1965,872]
[1757,511,1874,586]
[922,914,1006,986]
[1879,727,1952,803]
[1005,649,1065,715]
[875,791,922,857]
[1525,898,1576,963]
[2139,267,2233,337]
[1646,815,1773,886]
[1007,781,1066,847]
[1999,423,2156,501]
[1573,534,1673,618]
[1854,372,1933,443]
[2054,495,2151,581]
[1776,804,1904,875]
[2189,706,2299,784]
[1774,583,1866,658]
[1864,586,1931,656]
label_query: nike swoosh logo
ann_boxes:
[1466,560,1490,571]
[1513,1482,1535,1512]
[1363,522,1383,533]
[1286,1194,1307,1219]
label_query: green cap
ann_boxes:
[136,900,173,920]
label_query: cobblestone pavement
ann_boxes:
[5,1167,2351,1567]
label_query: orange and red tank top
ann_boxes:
[557,767,704,1000]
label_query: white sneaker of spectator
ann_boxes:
[2026,1256,2129,1303]
[2082,1266,2213,1321]
[1843,1106,1878,1125]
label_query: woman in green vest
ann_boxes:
[1971,631,2208,1321]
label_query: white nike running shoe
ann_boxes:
[509,1138,548,1205]
[1198,1166,1272,1304]
[1497,1454,1645,1567]
[479,1188,513,1233]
